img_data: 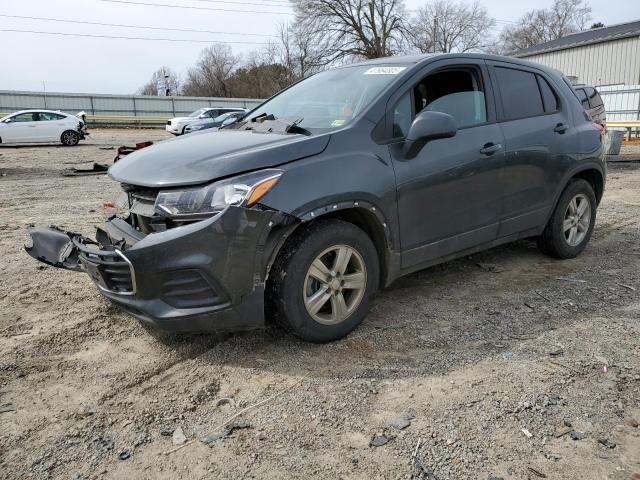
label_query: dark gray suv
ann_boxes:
[27,54,606,342]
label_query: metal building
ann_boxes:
[514,20,640,87]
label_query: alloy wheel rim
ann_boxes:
[303,244,367,325]
[563,193,591,247]
[63,132,76,144]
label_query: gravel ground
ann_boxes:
[1,130,639,480]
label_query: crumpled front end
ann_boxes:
[25,199,281,333]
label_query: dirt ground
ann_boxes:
[1,129,639,480]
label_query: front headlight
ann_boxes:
[154,169,282,218]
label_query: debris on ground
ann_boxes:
[625,418,639,428]
[199,421,251,445]
[598,438,616,449]
[171,427,187,446]
[387,416,411,430]
[118,450,131,461]
[0,403,16,413]
[369,433,390,447]
[569,430,587,440]
[113,141,154,162]
[527,466,547,478]
[62,163,109,176]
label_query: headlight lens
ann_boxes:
[154,169,282,218]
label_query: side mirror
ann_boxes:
[403,110,457,159]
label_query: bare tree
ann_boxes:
[271,22,324,85]
[410,0,495,53]
[498,0,592,53]
[182,43,240,97]
[137,67,180,96]
[291,0,409,63]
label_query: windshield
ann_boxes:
[214,112,232,122]
[247,65,408,130]
[189,109,207,118]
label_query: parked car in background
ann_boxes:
[0,110,87,146]
[184,110,247,134]
[27,54,605,343]
[574,84,606,131]
[166,107,246,135]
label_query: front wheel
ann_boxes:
[538,179,597,258]
[266,219,379,343]
[61,130,80,146]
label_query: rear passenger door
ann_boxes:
[37,112,67,141]
[488,62,571,237]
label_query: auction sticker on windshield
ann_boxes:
[364,66,407,75]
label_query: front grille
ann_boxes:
[79,249,135,295]
[167,120,172,126]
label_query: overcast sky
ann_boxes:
[0,0,632,94]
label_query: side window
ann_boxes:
[392,91,413,139]
[494,67,544,120]
[585,87,603,108]
[416,69,487,128]
[12,113,38,122]
[576,88,590,109]
[536,75,559,113]
[40,112,65,121]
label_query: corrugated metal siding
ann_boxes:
[599,84,640,120]
[0,90,264,118]
[521,36,640,86]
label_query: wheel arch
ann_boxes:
[551,163,605,214]
[571,167,604,205]
[263,202,396,289]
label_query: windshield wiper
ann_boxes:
[247,115,311,136]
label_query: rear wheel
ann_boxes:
[538,179,597,258]
[61,130,80,146]
[266,219,379,343]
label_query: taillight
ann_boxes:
[593,121,605,141]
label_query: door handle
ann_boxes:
[479,142,502,155]
[554,123,569,134]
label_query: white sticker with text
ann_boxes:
[364,66,407,75]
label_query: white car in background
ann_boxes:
[166,107,246,135]
[0,110,87,146]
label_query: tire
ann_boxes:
[181,126,187,135]
[538,179,597,259]
[266,219,380,343]
[61,130,80,146]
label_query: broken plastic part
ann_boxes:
[25,226,83,271]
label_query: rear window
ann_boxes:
[576,88,590,109]
[584,87,604,108]
[494,67,544,120]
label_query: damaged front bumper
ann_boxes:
[26,207,277,333]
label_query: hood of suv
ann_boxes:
[109,129,331,188]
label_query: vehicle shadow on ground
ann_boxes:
[170,235,628,380]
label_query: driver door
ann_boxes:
[1,112,40,142]
[387,60,505,270]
